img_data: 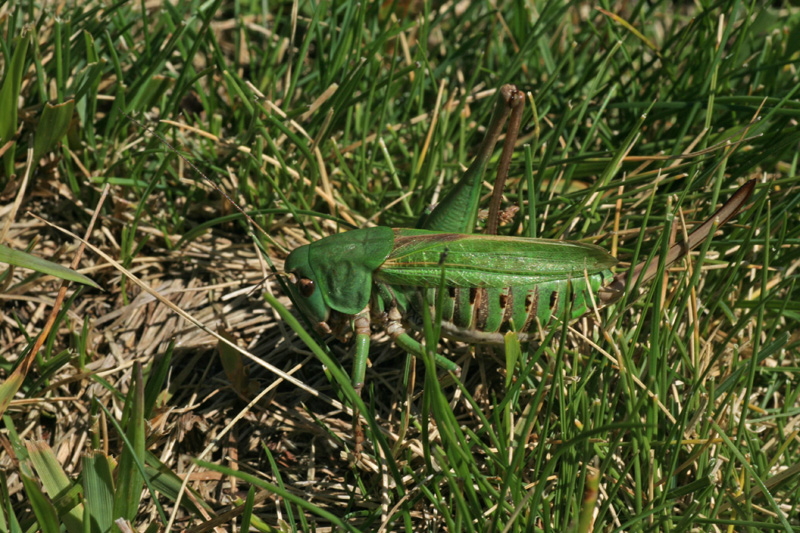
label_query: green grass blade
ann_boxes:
[24,441,84,533]
[194,460,359,532]
[112,364,146,522]
[32,100,75,161]
[0,244,100,289]
[0,30,29,178]
[19,474,60,533]
[81,451,115,533]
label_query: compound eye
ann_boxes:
[297,277,315,298]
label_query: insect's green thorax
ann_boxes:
[284,227,395,321]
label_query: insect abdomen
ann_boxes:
[393,269,614,337]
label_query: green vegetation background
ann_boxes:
[1,1,799,531]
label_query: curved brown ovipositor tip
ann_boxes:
[599,179,757,305]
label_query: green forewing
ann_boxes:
[308,226,395,315]
[377,228,617,288]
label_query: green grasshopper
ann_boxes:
[283,84,756,404]
[150,84,752,459]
